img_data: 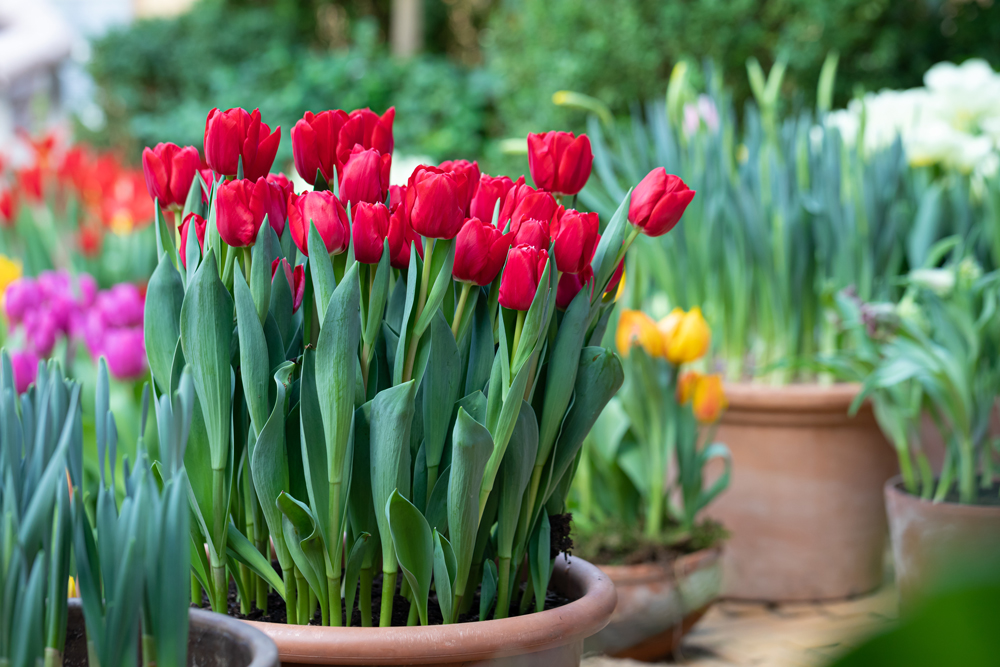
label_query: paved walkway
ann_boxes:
[583,585,898,667]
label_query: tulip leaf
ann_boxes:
[269,262,294,345]
[448,408,493,603]
[413,239,456,338]
[145,255,184,395]
[453,283,481,345]
[590,188,633,298]
[479,559,498,621]
[185,213,202,285]
[480,360,531,515]
[528,512,551,613]
[344,532,370,626]
[496,402,538,560]
[510,253,553,376]
[432,530,457,623]
[250,220,273,324]
[308,222,336,321]
[370,380,416,573]
[422,311,462,490]
[364,240,391,348]
[234,269,270,436]
[386,490,433,626]
[224,522,285,596]
[424,463,450,535]
[153,201,176,263]
[298,349,331,550]
[277,492,329,623]
[536,287,593,467]
[393,243,419,385]
[347,402,381,570]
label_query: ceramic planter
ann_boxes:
[884,477,1000,609]
[584,548,722,661]
[705,382,898,601]
[241,554,616,667]
[63,600,279,667]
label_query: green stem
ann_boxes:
[191,574,202,606]
[295,570,309,623]
[283,569,297,625]
[44,648,62,667]
[614,226,642,267]
[518,573,534,615]
[239,563,252,615]
[959,435,975,504]
[495,556,512,620]
[254,538,269,612]
[243,245,252,283]
[329,576,342,627]
[510,310,526,372]
[379,570,397,627]
[452,282,473,338]
[141,635,156,667]
[406,598,419,626]
[360,567,374,627]
[211,565,227,614]
[402,238,436,382]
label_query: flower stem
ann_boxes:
[511,310,526,372]
[614,226,642,266]
[451,282,472,338]
[379,570,397,627]
[495,556,512,620]
[359,567,373,627]
[283,568,297,625]
[402,238,436,382]
[243,245,252,283]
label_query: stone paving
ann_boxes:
[583,585,898,667]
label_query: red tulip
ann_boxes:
[0,188,16,227]
[339,147,391,208]
[551,208,599,274]
[287,190,350,257]
[453,217,514,286]
[527,131,593,195]
[389,184,407,209]
[271,258,305,312]
[203,107,281,181]
[352,201,392,264]
[438,159,480,216]
[628,167,695,237]
[141,143,200,208]
[498,245,549,311]
[267,172,295,200]
[336,107,395,168]
[179,212,207,267]
[469,174,514,223]
[405,166,464,240]
[216,177,286,247]
[387,203,423,270]
[500,181,558,234]
[556,265,594,309]
[17,167,43,203]
[291,109,349,186]
[511,218,549,251]
[605,258,625,296]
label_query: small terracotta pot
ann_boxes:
[585,548,722,661]
[63,600,279,667]
[242,554,616,667]
[705,382,898,601]
[884,477,1000,610]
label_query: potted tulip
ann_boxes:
[570,307,730,660]
[0,354,279,667]
[833,257,1000,609]
[137,106,690,666]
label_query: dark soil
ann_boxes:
[549,513,574,558]
[198,560,572,627]
[572,519,728,566]
[939,481,1000,507]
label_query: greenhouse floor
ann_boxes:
[583,585,898,667]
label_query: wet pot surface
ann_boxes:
[705,383,898,601]
[240,555,616,667]
[585,548,723,661]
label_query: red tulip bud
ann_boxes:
[216,177,286,247]
[629,167,695,237]
[339,146,391,208]
[291,109,348,185]
[469,174,514,223]
[267,172,295,201]
[178,212,207,268]
[552,208,599,274]
[453,217,514,286]
[387,202,423,270]
[336,107,395,168]
[511,218,549,251]
[204,107,280,181]
[499,245,549,311]
[405,166,464,240]
[287,190,350,257]
[556,265,594,310]
[352,201,392,264]
[142,143,200,208]
[527,131,593,195]
[438,159,480,216]
[501,182,558,234]
[0,188,17,227]
[389,184,407,209]
[271,257,305,312]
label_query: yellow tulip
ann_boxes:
[663,306,710,364]
[692,374,727,423]
[616,309,663,357]
[676,370,703,404]
[0,254,23,298]
[67,576,78,599]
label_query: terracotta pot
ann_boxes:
[704,382,898,601]
[242,554,616,667]
[884,477,1000,610]
[584,548,722,661]
[63,600,279,667]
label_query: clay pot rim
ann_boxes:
[596,546,723,585]
[885,475,1000,516]
[722,381,863,413]
[240,554,616,665]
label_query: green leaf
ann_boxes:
[250,221,274,324]
[424,464,451,535]
[370,380,417,572]
[309,222,336,321]
[386,490,433,626]
[144,255,185,394]
[413,240,456,338]
[510,254,552,375]
[432,530,456,624]
[448,408,493,602]
[496,402,538,560]
[479,560,498,621]
[364,241,391,348]
[343,532,370,626]
[393,244,420,385]
[234,268,271,435]
[590,189,633,296]
[422,312,462,480]
[529,512,551,613]
[298,349,331,549]
[225,522,284,596]
[464,292,494,395]
[347,403,380,569]
[277,492,330,622]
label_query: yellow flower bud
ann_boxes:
[0,253,23,298]
[663,306,710,364]
[676,370,703,404]
[616,309,663,357]
[692,374,727,423]
[68,576,78,599]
